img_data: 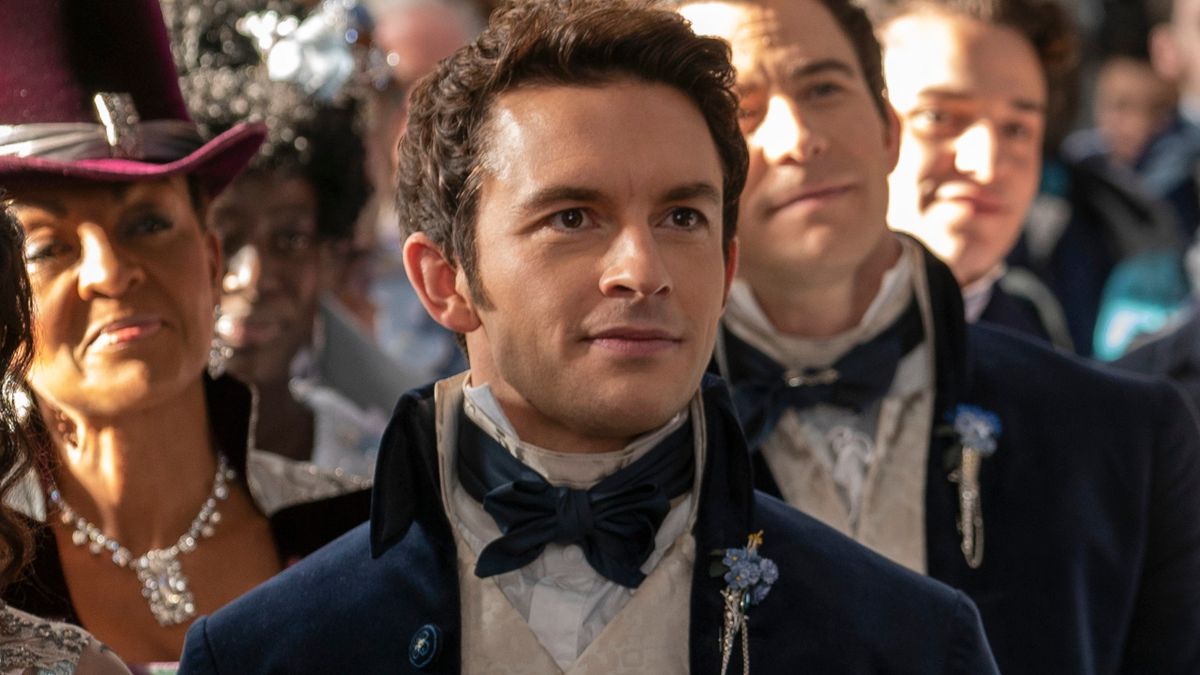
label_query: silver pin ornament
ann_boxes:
[713,531,777,675]
[948,405,1002,569]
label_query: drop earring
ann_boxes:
[208,305,232,379]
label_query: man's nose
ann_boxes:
[754,95,828,164]
[598,224,672,299]
[952,122,999,183]
[77,225,143,300]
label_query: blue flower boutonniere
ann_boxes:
[947,404,1002,569]
[711,531,777,675]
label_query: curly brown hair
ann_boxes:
[396,0,748,307]
[0,203,35,591]
[863,0,1081,148]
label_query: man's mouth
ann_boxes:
[932,186,1007,215]
[585,327,683,357]
[767,182,856,215]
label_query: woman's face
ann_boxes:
[209,171,322,386]
[7,176,221,416]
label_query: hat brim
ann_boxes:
[0,122,266,197]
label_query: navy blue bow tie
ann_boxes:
[722,299,925,450]
[456,412,694,588]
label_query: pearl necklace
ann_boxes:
[47,454,237,627]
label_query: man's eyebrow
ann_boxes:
[917,87,1046,113]
[738,58,857,92]
[786,58,857,82]
[519,185,606,213]
[517,182,721,214]
[1011,97,1046,114]
[661,182,721,206]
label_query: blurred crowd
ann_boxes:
[4,0,1200,672]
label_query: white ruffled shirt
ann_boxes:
[720,238,936,571]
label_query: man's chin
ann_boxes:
[581,388,695,436]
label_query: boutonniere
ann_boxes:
[710,531,778,675]
[941,405,1002,569]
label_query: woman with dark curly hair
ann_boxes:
[0,0,370,663]
[0,204,130,674]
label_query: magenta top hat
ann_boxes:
[0,0,266,195]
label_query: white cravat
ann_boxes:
[961,264,1007,324]
[723,249,916,517]
[440,380,704,670]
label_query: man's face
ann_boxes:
[882,11,1046,286]
[680,0,899,291]
[210,171,322,385]
[460,80,733,449]
[1163,0,1200,96]
[1095,57,1177,166]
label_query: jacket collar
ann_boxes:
[909,234,972,421]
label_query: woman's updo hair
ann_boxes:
[162,0,372,242]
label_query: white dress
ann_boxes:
[0,602,129,675]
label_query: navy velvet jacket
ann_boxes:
[179,379,999,674]
[730,245,1200,675]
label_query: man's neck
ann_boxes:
[744,234,902,338]
[1180,94,1200,127]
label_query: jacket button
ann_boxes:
[408,623,442,669]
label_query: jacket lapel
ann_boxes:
[913,238,980,584]
[689,376,757,675]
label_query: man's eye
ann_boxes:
[910,108,965,137]
[1001,122,1035,141]
[736,92,766,130]
[549,208,590,231]
[914,109,948,125]
[664,208,706,230]
[806,81,844,100]
[738,106,762,121]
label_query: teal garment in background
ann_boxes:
[1093,250,1190,360]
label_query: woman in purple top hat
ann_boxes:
[0,0,370,663]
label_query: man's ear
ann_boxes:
[1151,24,1183,82]
[403,232,482,334]
[883,100,903,173]
[722,237,739,307]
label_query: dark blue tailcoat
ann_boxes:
[729,246,1200,675]
[179,378,999,674]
